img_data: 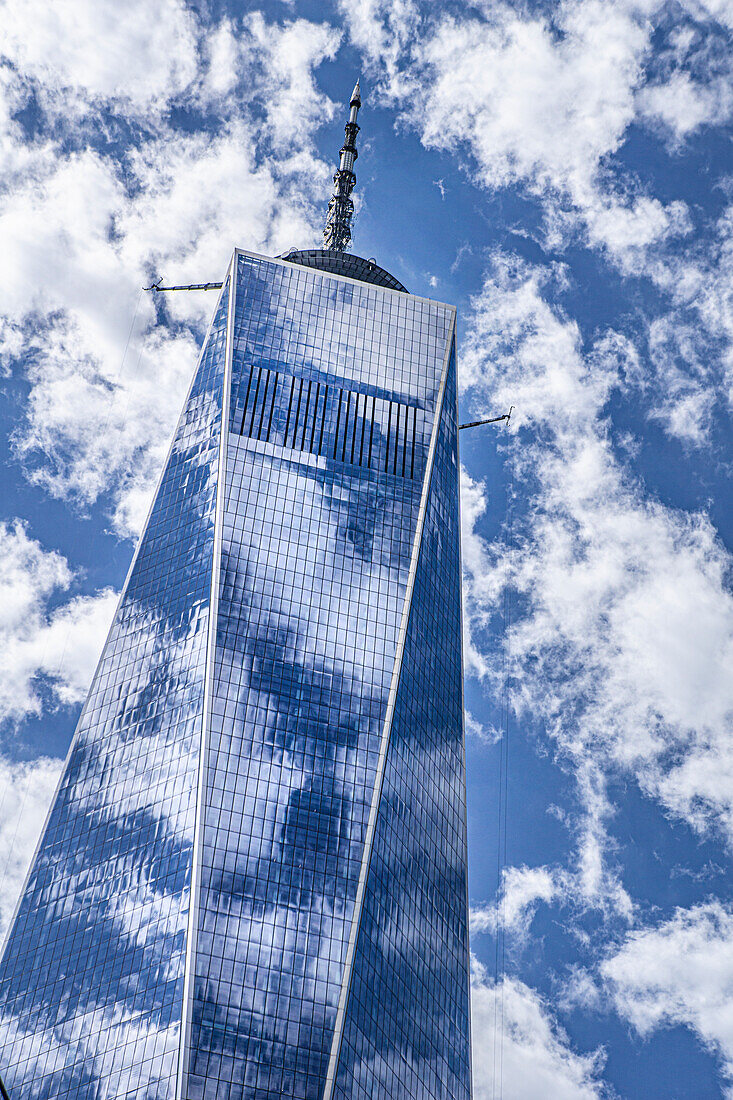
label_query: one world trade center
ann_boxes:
[0,82,472,1100]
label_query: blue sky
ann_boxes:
[1,0,732,1096]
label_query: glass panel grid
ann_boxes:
[0,280,230,1100]
[332,343,471,1100]
[0,250,469,1100]
[185,255,458,1100]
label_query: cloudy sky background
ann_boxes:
[1,0,732,1095]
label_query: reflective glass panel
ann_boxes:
[0,279,230,1100]
[332,343,472,1100]
[0,250,470,1100]
[183,254,460,1100]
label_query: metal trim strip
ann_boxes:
[176,254,236,1099]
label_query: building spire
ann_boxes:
[323,80,361,251]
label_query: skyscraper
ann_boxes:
[0,83,471,1100]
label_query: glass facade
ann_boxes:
[0,275,230,1100]
[330,344,471,1100]
[0,249,471,1100]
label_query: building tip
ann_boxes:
[350,79,361,106]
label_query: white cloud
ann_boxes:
[603,902,733,1092]
[195,14,341,145]
[460,466,507,681]
[0,12,340,536]
[686,0,733,30]
[499,866,558,932]
[0,0,199,115]
[560,967,604,1013]
[413,3,645,190]
[0,520,117,724]
[236,15,341,149]
[647,204,733,437]
[646,314,717,444]
[636,7,733,141]
[639,69,733,140]
[0,755,62,944]
[337,0,418,88]
[342,0,702,269]
[460,256,733,908]
[472,865,558,937]
[465,708,500,745]
[587,200,733,445]
[341,0,733,427]
[471,961,606,1099]
[460,256,621,430]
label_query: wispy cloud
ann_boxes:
[0,11,340,536]
[338,0,717,269]
[472,865,558,939]
[603,901,733,1090]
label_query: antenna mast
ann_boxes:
[323,80,361,251]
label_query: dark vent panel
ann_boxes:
[233,365,424,480]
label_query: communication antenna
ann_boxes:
[459,407,514,430]
[323,80,362,251]
[143,279,222,293]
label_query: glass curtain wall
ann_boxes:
[0,250,470,1100]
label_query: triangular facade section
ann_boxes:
[0,271,231,1100]
[329,340,472,1100]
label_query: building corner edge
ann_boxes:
[175,257,237,1099]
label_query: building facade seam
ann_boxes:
[176,259,236,1099]
[321,308,458,1100]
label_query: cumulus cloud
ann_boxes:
[0,0,199,115]
[1,131,269,535]
[412,1,652,246]
[603,902,733,1091]
[460,256,733,909]
[0,10,340,536]
[640,67,733,139]
[337,0,418,88]
[233,14,340,148]
[0,521,117,724]
[460,465,508,681]
[642,203,733,440]
[337,0,733,433]
[471,961,607,1099]
[638,14,733,141]
[0,755,62,944]
[340,0,710,269]
[472,865,558,938]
